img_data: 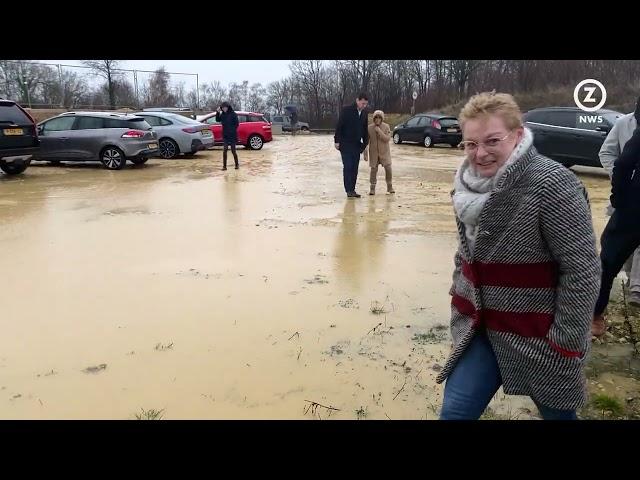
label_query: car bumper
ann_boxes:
[191,137,215,152]
[122,140,160,158]
[0,146,40,159]
[433,132,462,143]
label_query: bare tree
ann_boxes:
[142,66,176,107]
[81,60,122,109]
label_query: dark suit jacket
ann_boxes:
[334,103,369,152]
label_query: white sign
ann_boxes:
[412,91,418,100]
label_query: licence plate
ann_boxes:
[201,130,212,137]
[148,143,158,150]
[3,128,24,136]
[447,128,458,133]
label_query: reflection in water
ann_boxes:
[333,196,392,293]
[223,174,241,221]
[364,196,392,279]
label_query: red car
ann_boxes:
[198,111,272,150]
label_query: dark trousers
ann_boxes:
[223,139,238,167]
[595,209,640,315]
[340,147,360,193]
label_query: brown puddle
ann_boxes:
[0,136,615,419]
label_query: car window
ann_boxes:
[544,111,577,128]
[248,115,266,122]
[523,111,548,124]
[166,114,199,125]
[0,103,31,124]
[417,116,430,126]
[159,118,172,126]
[43,116,76,131]
[205,116,219,125]
[142,115,162,127]
[104,118,126,128]
[236,114,248,123]
[75,116,105,130]
[405,116,420,127]
[438,118,459,128]
[273,116,283,123]
[126,118,152,130]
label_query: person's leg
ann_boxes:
[222,142,228,170]
[384,164,394,193]
[629,247,640,305]
[340,151,351,194]
[594,211,640,316]
[369,164,378,195]
[532,399,577,420]
[440,333,503,420]
[231,143,239,168]
[352,150,361,193]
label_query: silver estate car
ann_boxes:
[35,112,159,170]
[134,111,214,159]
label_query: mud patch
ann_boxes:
[337,298,359,309]
[304,274,329,285]
[83,364,107,374]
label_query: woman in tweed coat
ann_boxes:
[437,92,601,420]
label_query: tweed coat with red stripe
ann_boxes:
[435,146,601,410]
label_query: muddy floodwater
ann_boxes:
[0,135,616,419]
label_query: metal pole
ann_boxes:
[196,74,200,111]
[57,64,64,108]
[133,70,139,109]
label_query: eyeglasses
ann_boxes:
[460,131,513,152]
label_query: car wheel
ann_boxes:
[393,133,401,144]
[159,138,179,159]
[0,159,30,175]
[423,135,433,148]
[450,143,460,148]
[100,147,126,170]
[49,160,62,165]
[300,126,309,132]
[130,157,148,165]
[247,134,264,150]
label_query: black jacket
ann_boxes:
[334,103,369,152]
[611,126,640,212]
[216,109,239,142]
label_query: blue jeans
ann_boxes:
[340,147,361,193]
[440,333,578,420]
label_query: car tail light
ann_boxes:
[182,127,199,133]
[122,130,145,138]
[431,120,441,129]
[262,125,271,129]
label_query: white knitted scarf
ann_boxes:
[452,128,533,253]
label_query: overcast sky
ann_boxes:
[40,60,295,87]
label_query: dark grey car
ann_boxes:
[35,112,159,170]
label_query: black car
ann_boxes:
[392,113,462,148]
[523,106,624,168]
[0,99,39,175]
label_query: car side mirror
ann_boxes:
[37,125,44,135]
[595,125,611,133]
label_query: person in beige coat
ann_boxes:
[363,110,394,195]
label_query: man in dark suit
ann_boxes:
[334,93,370,198]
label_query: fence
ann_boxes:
[0,60,201,111]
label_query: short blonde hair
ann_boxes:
[459,91,522,130]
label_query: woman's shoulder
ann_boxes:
[526,151,584,192]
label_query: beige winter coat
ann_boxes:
[363,110,392,166]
